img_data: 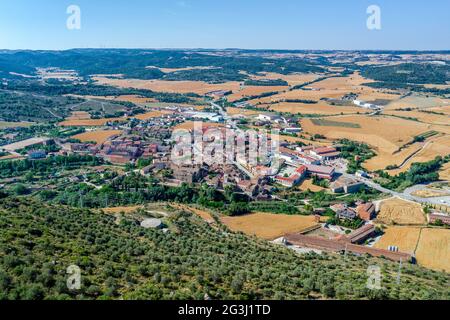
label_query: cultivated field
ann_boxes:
[227,86,288,102]
[249,72,321,86]
[174,121,224,131]
[66,111,91,120]
[221,212,319,240]
[59,117,126,127]
[301,114,441,171]
[384,95,448,111]
[376,198,426,225]
[134,110,174,120]
[226,107,260,117]
[0,121,34,129]
[267,102,364,115]
[387,135,450,175]
[411,189,450,198]
[252,72,399,102]
[72,130,123,144]
[93,76,241,95]
[415,228,450,273]
[297,179,326,192]
[440,162,450,180]
[374,226,421,254]
[384,110,450,126]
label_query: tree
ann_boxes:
[13,184,30,195]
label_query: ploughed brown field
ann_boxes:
[221,213,318,240]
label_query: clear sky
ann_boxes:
[0,0,449,50]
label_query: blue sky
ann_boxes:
[0,0,449,50]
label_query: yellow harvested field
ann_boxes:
[415,228,450,273]
[440,162,450,180]
[134,110,174,120]
[221,213,319,240]
[70,94,157,104]
[301,115,439,171]
[411,189,450,198]
[227,86,288,102]
[365,143,423,172]
[174,121,224,131]
[308,73,374,90]
[384,110,450,125]
[93,76,241,95]
[72,130,122,144]
[385,95,448,111]
[374,226,421,254]
[268,102,364,115]
[102,206,142,214]
[376,198,426,225]
[250,87,399,106]
[297,179,326,192]
[227,107,260,116]
[388,135,450,175]
[59,117,126,127]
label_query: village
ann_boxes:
[1,99,449,272]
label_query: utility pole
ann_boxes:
[396,258,403,285]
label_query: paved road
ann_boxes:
[342,172,450,206]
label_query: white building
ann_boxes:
[184,111,223,122]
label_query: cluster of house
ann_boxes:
[272,145,340,187]
[255,114,302,134]
[330,202,376,222]
[62,131,171,165]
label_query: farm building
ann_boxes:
[343,224,376,244]
[310,147,341,161]
[275,165,308,188]
[357,202,376,221]
[428,213,450,225]
[330,176,365,194]
[305,164,335,180]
